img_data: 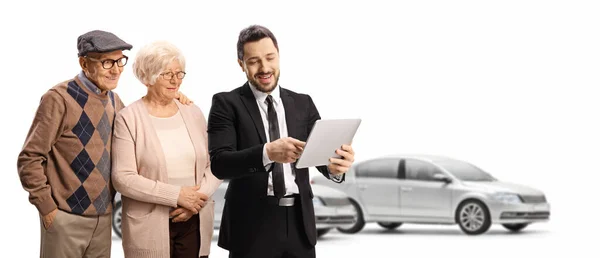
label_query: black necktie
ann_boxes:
[266,95,285,199]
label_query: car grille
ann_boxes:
[501,211,550,220]
[520,195,547,203]
[320,197,352,206]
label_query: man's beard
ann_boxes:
[248,71,280,93]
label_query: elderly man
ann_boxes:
[16,30,190,258]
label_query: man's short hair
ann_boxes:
[237,25,279,60]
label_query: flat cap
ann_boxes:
[77,30,133,56]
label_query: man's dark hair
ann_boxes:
[237,25,279,60]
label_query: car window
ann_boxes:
[405,159,442,181]
[356,158,400,179]
[435,160,496,181]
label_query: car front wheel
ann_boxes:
[377,222,402,230]
[502,223,529,232]
[112,201,122,238]
[336,199,365,234]
[456,199,491,235]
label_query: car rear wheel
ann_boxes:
[336,199,365,234]
[112,201,122,238]
[317,228,331,237]
[377,222,402,230]
[456,199,491,235]
[502,223,529,232]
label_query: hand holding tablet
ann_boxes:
[295,119,361,169]
[327,144,356,175]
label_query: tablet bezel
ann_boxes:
[295,118,361,169]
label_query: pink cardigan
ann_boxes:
[111,99,222,258]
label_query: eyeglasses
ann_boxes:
[160,71,186,80]
[86,56,128,69]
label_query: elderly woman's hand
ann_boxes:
[169,207,195,222]
[177,92,193,105]
[171,191,209,222]
[177,185,204,213]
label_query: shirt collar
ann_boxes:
[248,82,280,105]
[78,71,103,95]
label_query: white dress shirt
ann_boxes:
[249,83,300,196]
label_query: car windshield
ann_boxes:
[435,160,496,181]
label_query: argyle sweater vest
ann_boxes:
[18,76,124,216]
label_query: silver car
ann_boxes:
[112,181,357,238]
[312,154,551,235]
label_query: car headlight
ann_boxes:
[313,197,325,207]
[492,192,522,204]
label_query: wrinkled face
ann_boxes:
[79,50,126,92]
[238,37,280,93]
[148,59,184,100]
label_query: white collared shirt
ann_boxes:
[248,83,300,196]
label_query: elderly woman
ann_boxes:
[111,41,222,258]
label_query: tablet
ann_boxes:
[295,119,361,169]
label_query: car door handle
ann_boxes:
[358,185,368,190]
[401,187,413,192]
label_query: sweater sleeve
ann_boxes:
[111,112,181,208]
[113,92,126,112]
[17,90,65,215]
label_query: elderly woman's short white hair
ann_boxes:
[133,41,186,86]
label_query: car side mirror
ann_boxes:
[432,173,452,183]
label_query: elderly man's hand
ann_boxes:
[42,209,58,230]
[177,92,193,105]
[327,144,355,176]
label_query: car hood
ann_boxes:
[311,184,350,198]
[462,181,544,195]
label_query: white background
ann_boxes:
[2,0,599,256]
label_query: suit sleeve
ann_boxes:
[207,93,267,180]
[306,95,346,183]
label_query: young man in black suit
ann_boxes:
[207,25,355,258]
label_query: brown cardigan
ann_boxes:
[111,99,221,258]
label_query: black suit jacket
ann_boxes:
[207,82,344,252]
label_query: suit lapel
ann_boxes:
[281,87,303,177]
[240,83,267,143]
[280,87,297,140]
